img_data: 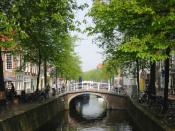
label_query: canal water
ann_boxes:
[39,94,140,131]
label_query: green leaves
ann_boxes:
[0,0,82,79]
[82,68,108,81]
[89,0,175,67]
[52,35,82,80]
[0,12,16,47]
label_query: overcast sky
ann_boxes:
[73,0,103,72]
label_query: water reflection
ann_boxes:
[38,94,140,131]
[70,94,106,120]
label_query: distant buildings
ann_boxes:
[97,63,103,69]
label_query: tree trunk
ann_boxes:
[163,47,170,112]
[36,50,41,91]
[56,68,58,88]
[136,59,140,94]
[44,57,47,88]
[0,48,6,104]
[148,62,156,96]
[157,62,161,90]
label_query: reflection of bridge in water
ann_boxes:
[66,110,130,128]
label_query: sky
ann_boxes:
[73,0,103,72]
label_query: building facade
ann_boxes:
[2,50,45,94]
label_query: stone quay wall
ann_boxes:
[0,97,64,131]
[127,97,171,131]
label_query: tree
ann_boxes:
[88,0,156,94]
[88,0,175,111]
[7,0,80,90]
[0,11,17,103]
[52,35,82,81]
[1,0,83,95]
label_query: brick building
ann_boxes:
[2,49,44,94]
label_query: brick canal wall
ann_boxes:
[0,97,64,131]
[127,98,170,131]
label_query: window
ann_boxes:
[6,54,12,69]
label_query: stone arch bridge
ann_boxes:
[57,81,128,110]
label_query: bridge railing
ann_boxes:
[55,81,126,95]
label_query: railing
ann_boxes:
[56,81,126,95]
[4,81,126,106]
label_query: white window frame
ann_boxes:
[5,53,13,70]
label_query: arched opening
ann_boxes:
[69,93,107,121]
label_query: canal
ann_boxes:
[39,94,140,131]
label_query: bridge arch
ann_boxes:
[68,92,109,109]
[60,90,128,110]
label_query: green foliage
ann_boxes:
[53,35,82,80]
[82,68,108,82]
[88,0,175,75]
[0,0,83,81]
[0,12,15,47]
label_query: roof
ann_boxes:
[97,63,103,69]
